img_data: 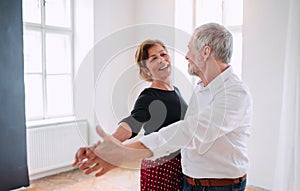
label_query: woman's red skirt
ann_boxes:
[140,156,182,191]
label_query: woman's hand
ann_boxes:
[72,144,116,176]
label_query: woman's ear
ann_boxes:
[141,67,152,81]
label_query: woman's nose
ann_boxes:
[158,56,165,63]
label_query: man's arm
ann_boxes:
[140,85,252,159]
[72,122,133,176]
[93,126,153,169]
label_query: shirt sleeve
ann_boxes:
[140,85,252,160]
[174,86,188,120]
[119,92,152,138]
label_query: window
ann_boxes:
[195,0,243,77]
[23,0,74,122]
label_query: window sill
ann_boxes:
[26,116,78,129]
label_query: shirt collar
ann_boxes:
[200,66,233,94]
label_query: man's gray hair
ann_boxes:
[193,23,233,63]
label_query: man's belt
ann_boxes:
[184,174,247,187]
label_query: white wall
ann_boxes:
[91,0,178,143]
[134,0,175,25]
[74,0,94,73]
[92,0,134,142]
[174,0,195,102]
[243,0,289,189]
[73,0,94,145]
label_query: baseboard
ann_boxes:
[29,166,75,180]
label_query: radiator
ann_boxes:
[26,120,89,179]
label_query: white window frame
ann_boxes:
[23,0,75,125]
[194,0,244,77]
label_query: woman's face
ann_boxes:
[145,44,171,82]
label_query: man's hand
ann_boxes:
[73,124,153,177]
[93,125,152,169]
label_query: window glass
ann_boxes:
[196,0,222,25]
[22,0,41,24]
[24,75,44,120]
[46,75,73,117]
[223,0,243,26]
[24,30,42,73]
[230,32,243,77]
[194,0,243,78]
[46,33,71,74]
[45,0,71,27]
[23,0,73,122]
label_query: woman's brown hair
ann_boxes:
[134,39,167,82]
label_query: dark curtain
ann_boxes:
[0,0,29,190]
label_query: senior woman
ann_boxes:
[73,39,187,191]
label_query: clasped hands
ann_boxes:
[72,125,147,176]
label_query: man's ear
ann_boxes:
[204,45,211,55]
[203,45,211,61]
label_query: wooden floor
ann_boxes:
[15,168,269,191]
[16,168,139,191]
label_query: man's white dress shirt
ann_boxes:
[140,67,253,178]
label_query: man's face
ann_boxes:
[185,39,201,76]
